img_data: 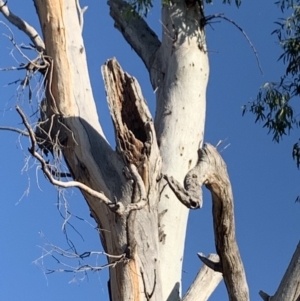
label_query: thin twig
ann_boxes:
[205,13,263,75]
[34,236,126,275]
[48,166,72,178]
[15,105,116,208]
[0,126,29,136]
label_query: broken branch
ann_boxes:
[182,254,222,301]
[197,252,222,273]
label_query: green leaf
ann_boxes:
[245,1,300,167]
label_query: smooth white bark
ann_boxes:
[154,2,208,299]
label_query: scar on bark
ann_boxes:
[141,268,157,300]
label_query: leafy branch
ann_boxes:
[244,0,300,167]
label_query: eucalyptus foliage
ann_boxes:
[244,0,300,167]
[126,0,241,17]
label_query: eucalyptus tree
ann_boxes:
[0,1,299,301]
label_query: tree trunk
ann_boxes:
[2,0,300,300]
[154,2,208,299]
[33,1,209,300]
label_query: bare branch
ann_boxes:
[197,252,222,273]
[162,145,215,209]
[165,143,250,301]
[182,254,223,301]
[205,13,263,74]
[75,0,88,33]
[108,0,161,73]
[0,126,28,136]
[34,233,126,276]
[259,291,271,301]
[163,174,202,209]
[259,241,300,301]
[202,144,249,301]
[16,105,116,209]
[16,105,150,218]
[0,0,45,52]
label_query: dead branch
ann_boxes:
[201,144,249,301]
[182,254,222,301]
[16,105,152,217]
[34,233,126,276]
[162,143,215,209]
[163,174,202,208]
[0,126,28,136]
[16,105,115,208]
[204,13,263,75]
[197,252,222,273]
[0,0,45,52]
[165,143,249,301]
[75,0,88,32]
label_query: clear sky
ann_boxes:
[0,1,299,301]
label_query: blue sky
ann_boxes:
[0,1,299,300]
